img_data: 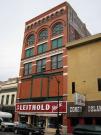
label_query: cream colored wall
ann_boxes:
[68,41,101,102]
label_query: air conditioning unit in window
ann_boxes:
[42,66,46,72]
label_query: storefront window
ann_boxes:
[48,117,57,128]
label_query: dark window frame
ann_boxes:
[1,95,4,105]
[11,94,15,105]
[38,29,48,41]
[51,54,63,69]
[27,34,35,46]
[72,82,75,94]
[98,78,101,91]
[25,48,34,58]
[6,95,9,105]
[52,37,63,49]
[38,43,47,54]
[24,62,32,76]
[36,58,46,73]
[52,22,63,36]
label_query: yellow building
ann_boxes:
[67,33,101,133]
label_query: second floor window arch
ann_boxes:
[52,22,63,36]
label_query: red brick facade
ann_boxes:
[15,2,90,132]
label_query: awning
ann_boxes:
[18,112,61,117]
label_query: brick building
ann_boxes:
[15,2,90,133]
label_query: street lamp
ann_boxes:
[31,72,61,135]
[55,77,61,135]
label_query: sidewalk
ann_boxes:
[44,131,73,135]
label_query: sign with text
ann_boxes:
[74,92,85,106]
[68,101,101,117]
[16,101,67,113]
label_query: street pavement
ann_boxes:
[0,131,73,135]
[0,131,20,135]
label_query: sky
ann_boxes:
[0,0,101,81]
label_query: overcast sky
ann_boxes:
[0,0,101,81]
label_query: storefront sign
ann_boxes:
[68,101,101,117]
[88,105,101,112]
[69,106,82,113]
[16,101,67,113]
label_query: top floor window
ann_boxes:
[38,29,48,41]
[52,22,63,36]
[27,34,35,46]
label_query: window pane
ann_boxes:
[29,63,32,74]
[98,78,101,91]
[27,35,34,45]
[52,23,63,36]
[6,95,9,105]
[42,59,46,66]
[39,29,48,41]
[58,54,63,68]
[24,63,32,75]
[38,45,43,54]
[38,43,47,54]
[52,40,57,49]
[25,48,34,57]
[51,54,63,69]
[52,56,57,69]
[11,94,15,105]
[1,95,4,105]
[58,37,62,47]
[43,44,47,52]
[37,59,46,73]
[24,64,28,75]
[52,37,62,49]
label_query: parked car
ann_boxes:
[73,124,101,135]
[0,111,15,131]
[14,122,44,135]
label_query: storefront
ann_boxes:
[16,101,67,133]
[67,100,101,133]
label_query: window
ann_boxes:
[11,94,15,105]
[72,82,75,94]
[51,54,63,69]
[1,95,4,105]
[39,29,48,41]
[37,59,46,73]
[52,37,62,49]
[52,22,63,36]
[38,43,47,54]
[98,78,101,91]
[24,62,32,76]
[25,48,34,57]
[27,34,34,45]
[6,95,9,105]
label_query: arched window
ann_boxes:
[52,22,63,36]
[39,29,48,41]
[27,34,34,45]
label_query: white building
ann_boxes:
[0,78,18,120]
